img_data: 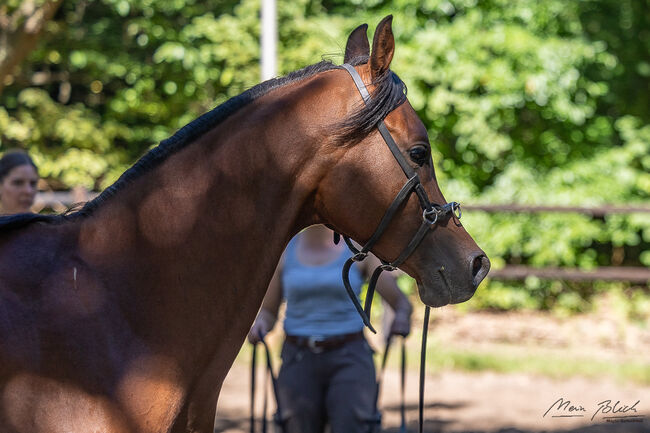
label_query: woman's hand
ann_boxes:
[389,303,412,337]
[247,308,277,344]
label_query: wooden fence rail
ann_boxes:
[463,204,650,284]
[489,265,650,284]
[463,204,650,216]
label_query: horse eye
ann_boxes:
[408,146,429,166]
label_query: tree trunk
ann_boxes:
[0,0,63,97]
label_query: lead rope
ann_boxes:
[399,336,407,433]
[419,306,430,433]
[375,322,427,433]
[374,335,408,433]
[250,344,256,433]
[250,335,286,433]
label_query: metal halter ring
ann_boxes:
[422,207,439,225]
[451,202,462,219]
[352,251,368,262]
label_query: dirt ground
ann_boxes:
[214,308,650,433]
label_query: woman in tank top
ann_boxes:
[248,224,412,433]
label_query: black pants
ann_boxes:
[276,338,379,433]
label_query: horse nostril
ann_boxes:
[472,256,482,276]
[470,253,490,287]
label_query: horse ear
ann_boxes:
[369,15,395,79]
[344,24,369,63]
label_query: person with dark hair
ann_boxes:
[0,151,39,215]
[248,224,412,433]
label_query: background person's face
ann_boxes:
[0,164,38,214]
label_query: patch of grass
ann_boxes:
[408,344,650,385]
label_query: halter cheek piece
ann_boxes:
[337,63,462,333]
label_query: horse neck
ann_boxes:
[77,72,342,375]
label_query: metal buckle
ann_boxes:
[307,336,326,353]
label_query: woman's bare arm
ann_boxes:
[248,255,284,343]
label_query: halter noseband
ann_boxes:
[337,63,461,333]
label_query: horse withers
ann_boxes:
[0,16,488,433]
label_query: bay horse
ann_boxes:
[0,17,489,433]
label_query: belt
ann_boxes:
[285,331,364,353]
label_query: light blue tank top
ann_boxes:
[282,236,365,337]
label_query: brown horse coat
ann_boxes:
[0,17,488,433]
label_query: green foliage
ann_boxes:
[0,0,351,187]
[0,0,648,309]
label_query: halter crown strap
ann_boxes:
[341,64,418,181]
[341,63,371,102]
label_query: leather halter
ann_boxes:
[337,63,461,333]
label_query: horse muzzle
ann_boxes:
[416,250,490,307]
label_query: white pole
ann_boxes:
[261,0,277,81]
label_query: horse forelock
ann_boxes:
[330,62,408,147]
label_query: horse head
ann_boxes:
[315,16,490,308]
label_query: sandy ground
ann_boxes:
[214,308,650,433]
[215,363,650,433]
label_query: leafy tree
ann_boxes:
[0,0,64,96]
[1,0,648,310]
[0,0,348,188]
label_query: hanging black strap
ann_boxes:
[373,335,391,413]
[342,257,376,333]
[419,306,431,433]
[363,266,385,321]
[374,335,407,433]
[399,336,407,433]
[250,337,286,433]
[250,343,257,433]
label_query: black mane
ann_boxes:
[0,57,406,233]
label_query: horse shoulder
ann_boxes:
[0,224,69,364]
[0,224,137,432]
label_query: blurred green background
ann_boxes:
[1,0,649,316]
